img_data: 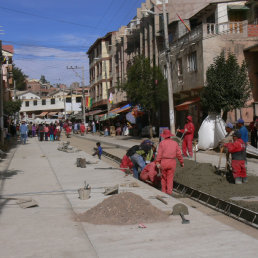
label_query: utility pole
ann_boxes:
[66,66,86,123]
[0,40,4,146]
[162,0,175,134]
[62,86,67,120]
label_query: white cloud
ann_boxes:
[14,45,89,86]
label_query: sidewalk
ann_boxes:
[0,138,258,257]
[78,133,258,176]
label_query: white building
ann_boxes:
[16,91,83,120]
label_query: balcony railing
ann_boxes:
[206,21,247,35]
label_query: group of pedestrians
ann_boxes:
[18,121,62,144]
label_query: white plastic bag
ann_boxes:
[198,114,226,150]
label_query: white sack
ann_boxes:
[198,114,226,150]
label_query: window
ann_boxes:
[177,58,183,76]
[66,97,71,103]
[76,97,82,103]
[33,100,37,106]
[42,99,46,105]
[187,52,197,72]
[25,101,29,107]
[51,98,55,104]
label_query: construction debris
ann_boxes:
[104,184,119,195]
[77,192,169,225]
[76,158,86,168]
[78,181,91,200]
[57,141,79,153]
[156,195,168,205]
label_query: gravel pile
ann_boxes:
[78,192,169,225]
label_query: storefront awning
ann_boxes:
[86,109,104,116]
[175,98,200,111]
[110,104,131,114]
[48,112,58,116]
[39,111,48,117]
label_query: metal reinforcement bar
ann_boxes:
[100,149,258,229]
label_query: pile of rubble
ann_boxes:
[77,192,169,225]
[57,141,79,153]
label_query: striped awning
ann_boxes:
[39,112,48,117]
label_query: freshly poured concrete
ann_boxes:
[0,138,258,258]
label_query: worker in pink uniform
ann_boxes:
[156,129,184,195]
[223,130,247,184]
[177,115,195,157]
[140,161,160,186]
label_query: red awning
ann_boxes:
[175,98,200,111]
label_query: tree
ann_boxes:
[3,100,22,116]
[201,52,251,120]
[13,64,27,91]
[121,56,168,136]
[40,75,49,84]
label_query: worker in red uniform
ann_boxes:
[120,154,134,172]
[80,122,86,136]
[140,161,160,186]
[156,129,184,194]
[223,130,247,184]
[177,115,195,157]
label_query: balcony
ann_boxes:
[168,21,248,53]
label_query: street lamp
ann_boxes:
[141,0,176,134]
[94,58,110,115]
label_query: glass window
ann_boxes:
[187,52,197,72]
[177,58,183,76]
[76,97,82,103]
[51,98,55,104]
[42,99,46,105]
[66,97,71,103]
[25,101,29,107]
[33,100,37,106]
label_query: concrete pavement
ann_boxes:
[0,138,258,258]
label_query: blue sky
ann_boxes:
[0,0,143,86]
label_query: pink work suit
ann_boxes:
[120,155,133,172]
[156,138,183,195]
[224,138,246,179]
[140,162,159,186]
[179,120,195,157]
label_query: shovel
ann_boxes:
[215,147,226,176]
[172,203,190,224]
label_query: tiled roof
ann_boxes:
[2,45,14,54]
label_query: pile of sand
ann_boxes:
[78,192,169,225]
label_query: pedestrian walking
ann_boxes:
[249,117,257,148]
[32,124,36,137]
[44,124,49,141]
[19,121,28,144]
[39,124,44,141]
[177,115,195,157]
[237,119,248,145]
[49,123,55,141]
[156,129,184,195]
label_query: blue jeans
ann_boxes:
[21,134,27,144]
[130,154,146,179]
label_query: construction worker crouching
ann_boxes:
[156,129,184,195]
[140,161,160,186]
[177,115,195,157]
[223,130,247,184]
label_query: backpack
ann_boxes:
[126,145,140,157]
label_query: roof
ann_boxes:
[2,45,14,54]
[86,31,114,55]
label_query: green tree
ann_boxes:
[121,56,167,136]
[40,75,49,84]
[3,100,22,116]
[201,52,251,120]
[13,64,27,90]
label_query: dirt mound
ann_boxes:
[78,192,169,225]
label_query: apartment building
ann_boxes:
[26,79,57,96]
[17,89,86,120]
[156,0,258,127]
